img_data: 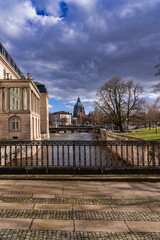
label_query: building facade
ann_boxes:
[0,42,49,140]
[50,111,72,126]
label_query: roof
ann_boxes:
[74,97,84,109]
[52,111,72,115]
[0,42,22,77]
[34,82,48,93]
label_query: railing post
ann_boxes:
[73,142,76,168]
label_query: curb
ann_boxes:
[0,174,160,181]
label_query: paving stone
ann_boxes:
[133,191,156,197]
[63,191,83,196]
[83,195,111,199]
[0,218,31,229]
[0,203,34,210]
[42,181,77,187]
[75,220,129,232]
[111,205,152,212]
[126,221,160,232]
[149,206,160,212]
[0,180,17,185]
[56,194,84,199]
[21,186,62,195]
[33,194,55,198]
[73,204,112,211]
[31,219,74,231]
[15,180,43,186]
[110,195,124,199]
[2,193,33,198]
[34,204,72,211]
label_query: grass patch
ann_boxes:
[124,130,160,140]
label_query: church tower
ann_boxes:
[73,97,85,117]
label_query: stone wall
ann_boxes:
[100,129,159,166]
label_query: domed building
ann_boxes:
[73,97,86,125]
[73,97,85,117]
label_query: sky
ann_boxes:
[0,0,160,113]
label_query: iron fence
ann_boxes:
[0,140,160,171]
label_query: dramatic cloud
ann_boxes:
[0,0,160,112]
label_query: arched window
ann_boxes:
[10,117,20,131]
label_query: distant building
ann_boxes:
[0,42,49,140]
[73,97,86,125]
[50,111,72,126]
[73,97,85,117]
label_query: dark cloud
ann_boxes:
[0,0,160,104]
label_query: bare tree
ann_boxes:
[95,77,144,131]
[154,58,160,77]
[89,109,109,126]
[146,103,160,128]
[152,58,160,103]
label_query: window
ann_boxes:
[2,88,7,111]
[23,88,27,110]
[10,117,20,131]
[10,88,21,110]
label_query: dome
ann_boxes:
[74,97,84,109]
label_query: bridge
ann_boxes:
[49,126,94,133]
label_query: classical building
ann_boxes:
[50,111,72,126]
[0,42,49,140]
[73,97,86,125]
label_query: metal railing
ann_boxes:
[0,140,160,172]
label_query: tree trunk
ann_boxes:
[118,123,123,132]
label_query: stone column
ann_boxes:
[27,88,31,111]
[7,88,10,111]
[0,88,2,112]
[20,88,23,110]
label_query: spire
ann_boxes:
[77,97,81,102]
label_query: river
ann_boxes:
[50,132,98,141]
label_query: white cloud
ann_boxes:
[120,0,160,18]
[67,0,96,9]
[143,93,159,101]
[49,104,54,108]
[0,0,62,38]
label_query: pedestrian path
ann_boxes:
[0,180,159,239]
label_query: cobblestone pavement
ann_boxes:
[0,230,160,240]
[1,196,160,206]
[0,209,160,221]
[0,180,159,239]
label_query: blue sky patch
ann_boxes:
[60,1,68,18]
[36,9,49,16]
